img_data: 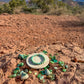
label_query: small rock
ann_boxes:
[29,71,32,74]
[54,67,58,70]
[45,69,51,75]
[21,71,29,80]
[62,69,66,72]
[24,69,28,73]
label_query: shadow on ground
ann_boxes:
[59,21,84,33]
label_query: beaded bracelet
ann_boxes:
[31,54,45,65]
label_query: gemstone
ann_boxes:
[45,69,51,75]
[53,56,56,59]
[29,71,32,74]
[15,67,20,72]
[8,74,17,78]
[40,76,44,80]
[17,62,24,67]
[46,65,50,68]
[60,64,64,67]
[24,69,28,73]
[18,54,24,60]
[54,67,58,69]
[49,54,53,59]
[40,71,45,75]
[37,74,41,78]
[58,61,62,64]
[49,70,52,72]
[62,69,66,72]
[34,72,37,75]
[50,61,54,64]
[52,59,58,63]
[42,50,47,54]
[44,67,47,69]
[13,70,19,74]
[65,65,68,69]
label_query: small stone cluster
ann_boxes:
[8,50,68,83]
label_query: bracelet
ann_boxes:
[31,54,45,65]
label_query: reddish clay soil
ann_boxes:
[0,13,84,84]
[0,13,84,50]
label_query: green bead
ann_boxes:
[54,67,58,70]
[50,61,54,64]
[62,69,66,72]
[34,72,37,75]
[60,64,64,67]
[49,70,52,72]
[42,50,47,54]
[65,65,68,69]
[49,54,53,59]
[17,62,24,67]
[58,61,62,64]
[8,74,17,78]
[52,59,58,63]
[18,54,24,60]
[29,71,32,74]
[52,56,56,59]
[15,67,20,71]
[13,70,19,74]
[40,71,45,75]
[37,74,41,78]
[44,67,47,69]
[40,76,44,80]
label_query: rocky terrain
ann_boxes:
[0,13,84,84]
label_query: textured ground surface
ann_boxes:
[0,13,84,84]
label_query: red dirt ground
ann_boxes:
[0,13,84,84]
[0,13,84,51]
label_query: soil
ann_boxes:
[0,13,84,84]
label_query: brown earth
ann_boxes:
[0,13,84,84]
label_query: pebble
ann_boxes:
[29,71,32,74]
[21,71,29,80]
[45,69,51,75]
[54,67,58,70]
[62,69,66,72]
[65,65,68,69]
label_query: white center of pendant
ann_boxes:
[33,56,42,63]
